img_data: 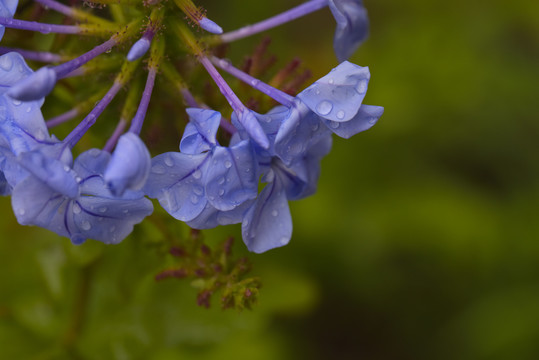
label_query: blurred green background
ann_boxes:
[1,0,539,359]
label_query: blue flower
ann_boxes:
[274,61,383,166]
[0,0,18,41]
[328,0,369,62]
[145,108,258,221]
[12,148,153,245]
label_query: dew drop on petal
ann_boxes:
[89,149,100,157]
[110,226,116,233]
[218,188,225,196]
[316,100,333,115]
[18,208,25,216]
[99,206,107,213]
[315,90,320,95]
[12,99,21,106]
[368,117,377,124]
[217,177,225,185]
[330,121,340,129]
[251,79,259,86]
[191,195,199,204]
[164,156,174,167]
[356,80,367,94]
[123,209,129,214]
[192,170,202,179]
[193,186,203,196]
[336,110,345,119]
[151,164,166,174]
[80,221,91,231]
[25,106,32,113]
[280,237,288,245]
[76,177,82,183]
[0,55,13,71]
[72,203,82,214]
[224,160,232,169]
[63,165,70,172]
[271,210,278,217]
[328,78,334,84]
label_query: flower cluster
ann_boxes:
[0,0,382,252]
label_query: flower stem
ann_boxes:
[210,56,294,107]
[219,0,328,43]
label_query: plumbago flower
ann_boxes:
[0,0,381,254]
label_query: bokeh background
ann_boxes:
[1,0,538,359]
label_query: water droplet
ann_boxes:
[12,99,21,106]
[250,79,259,86]
[192,170,202,179]
[218,188,225,196]
[368,117,377,124]
[336,110,345,119]
[329,121,340,129]
[316,100,333,115]
[80,220,91,231]
[89,148,100,157]
[191,195,199,204]
[280,237,288,245]
[99,206,107,213]
[164,156,174,167]
[63,165,70,172]
[0,55,13,71]
[315,90,321,95]
[311,123,320,131]
[18,208,25,216]
[151,164,166,174]
[217,177,225,185]
[224,160,232,169]
[193,186,203,196]
[271,210,278,217]
[25,106,32,113]
[72,203,82,214]
[123,209,129,214]
[35,129,45,141]
[76,177,82,183]
[355,80,367,94]
[328,78,334,84]
[110,226,116,233]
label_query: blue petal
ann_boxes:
[233,109,270,150]
[0,52,34,91]
[328,0,369,62]
[0,145,27,191]
[205,140,258,211]
[17,149,79,199]
[180,108,220,154]
[241,175,293,253]
[297,61,370,122]
[144,151,209,221]
[0,0,17,41]
[323,104,383,139]
[104,133,151,196]
[7,67,57,101]
[286,135,333,200]
[274,100,330,166]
